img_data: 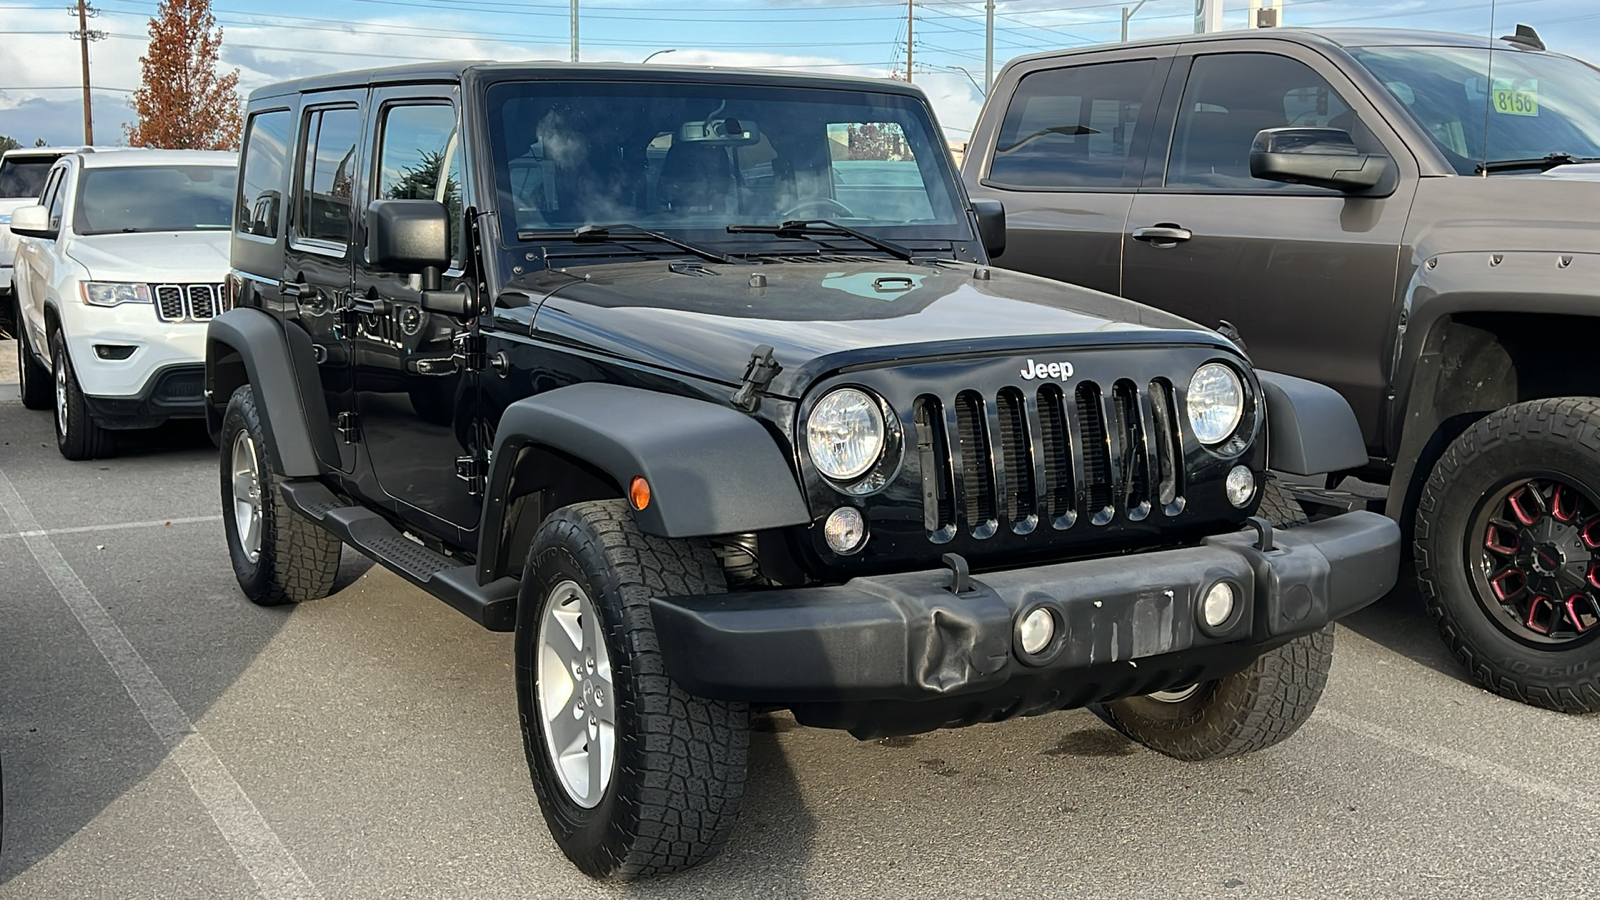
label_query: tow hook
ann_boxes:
[1246,516,1276,552]
[942,552,972,594]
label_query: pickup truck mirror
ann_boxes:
[367,199,451,277]
[972,198,1006,259]
[9,204,55,239]
[1249,128,1391,194]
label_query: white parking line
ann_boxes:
[0,514,223,540]
[0,470,321,900]
[1317,707,1600,814]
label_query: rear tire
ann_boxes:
[17,325,50,410]
[516,500,748,880]
[219,385,340,606]
[50,328,112,460]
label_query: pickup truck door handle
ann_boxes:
[1132,225,1194,246]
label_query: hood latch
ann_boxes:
[730,344,780,413]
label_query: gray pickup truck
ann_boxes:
[963,26,1600,712]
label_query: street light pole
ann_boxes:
[1121,0,1149,42]
[984,0,994,91]
[642,49,676,63]
[946,65,983,95]
[570,0,578,62]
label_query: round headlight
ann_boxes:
[1187,363,1245,445]
[807,388,886,482]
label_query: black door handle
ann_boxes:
[1132,225,1194,246]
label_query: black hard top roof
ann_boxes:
[1009,26,1563,64]
[248,60,925,102]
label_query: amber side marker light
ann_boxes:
[629,476,651,510]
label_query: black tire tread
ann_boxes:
[50,328,112,460]
[1414,397,1600,714]
[525,500,747,881]
[17,326,50,410]
[222,386,340,606]
[1258,478,1310,528]
[1100,624,1334,761]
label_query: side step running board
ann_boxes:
[279,480,519,631]
[1287,485,1386,517]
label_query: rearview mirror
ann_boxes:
[1249,128,1391,193]
[9,204,55,239]
[972,198,1006,259]
[367,199,450,275]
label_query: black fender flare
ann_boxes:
[205,308,330,477]
[1257,371,1367,477]
[477,382,811,582]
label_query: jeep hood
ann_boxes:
[517,259,1227,397]
[65,230,230,282]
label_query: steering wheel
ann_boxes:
[780,197,857,220]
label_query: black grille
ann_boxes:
[918,380,1182,538]
[152,283,229,322]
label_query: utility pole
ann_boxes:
[1121,0,1148,41]
[570,0,578,62]
[984,0,994,91]
[905,0,913,83]
[71,0,104,144]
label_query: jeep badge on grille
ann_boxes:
[1020,359,1074,381]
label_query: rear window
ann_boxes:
[0,156,59,199]
[75,166,237,235]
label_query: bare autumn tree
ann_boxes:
[124,0,242,150]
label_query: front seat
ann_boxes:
[657,142,735,214]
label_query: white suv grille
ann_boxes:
[152,283,228,322]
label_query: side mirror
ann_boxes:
[1249,128,1391,193]
[9,205,55,239]
[367,199,450,276]
[972,198,1006,259]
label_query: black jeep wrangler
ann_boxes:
[207,63,1400,880]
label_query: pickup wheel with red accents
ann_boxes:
[1415,398,1600,713]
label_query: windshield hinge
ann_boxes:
[731,344,781,413]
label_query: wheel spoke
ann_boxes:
[1488,565,1527,603]
[233,470,255,503]
[548,686,586,753]
[1509,484,1546,525]
[548,604,584,665]
[588,719,613,796]
[1553,483,1580,522]
[1484,519,1520,556]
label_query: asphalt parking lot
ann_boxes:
[1,338,1598,899]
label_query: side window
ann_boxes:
[45,168,67,229]
[988,59,1157,188]
[237,109,292,238]
[826,122,937,222]
[38,169,63,222]
[375,103,463,265]
[297,107,362,246]
[1167,53,1357,190]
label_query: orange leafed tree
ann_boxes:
[124,0,243,149]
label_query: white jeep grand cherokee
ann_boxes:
[11,148,237,459]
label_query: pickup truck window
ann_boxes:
[989,59,1155,188]
[1350,46,1600,174]
[1168,53,1354,190]
[485,80,969,241]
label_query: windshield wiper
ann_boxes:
[1477,152,1600,174]
[726,219,915,262]
[517,223,738,265]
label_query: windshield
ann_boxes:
[74,165,237,235]
[0,156,57,199]
[1351,46,1600,174]
[485,80,971,244]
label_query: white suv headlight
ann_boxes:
[807,387,886,482]
[1187,362,1245,445]
[81,282,153,307]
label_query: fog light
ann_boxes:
[824,506,866,554]
[1226,465,1256,508]
[93,344,136,360]
[1019,607,1055,655]
[1203,582,1236,628]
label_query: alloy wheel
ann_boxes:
[230,430,263,564]
[54,356,68,434]
[1470,475,1600,644]
[536,579,616,809]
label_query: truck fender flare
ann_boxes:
[478,382,811,580]
[205,308,331,477]
[1256,371,1368,477]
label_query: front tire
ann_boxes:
[219,385,340,606]
[516,500,749,881]
[1415,399,1600,713]
[49,329,112,459]
[17,325,50,410]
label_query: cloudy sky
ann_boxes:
[2,0,1599,147]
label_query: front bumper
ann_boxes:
[652,511,1399,732]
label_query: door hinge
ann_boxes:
[453,331,487,372]
[455,454,487,496]
[337,411,360,443]
[730,344,780,412]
